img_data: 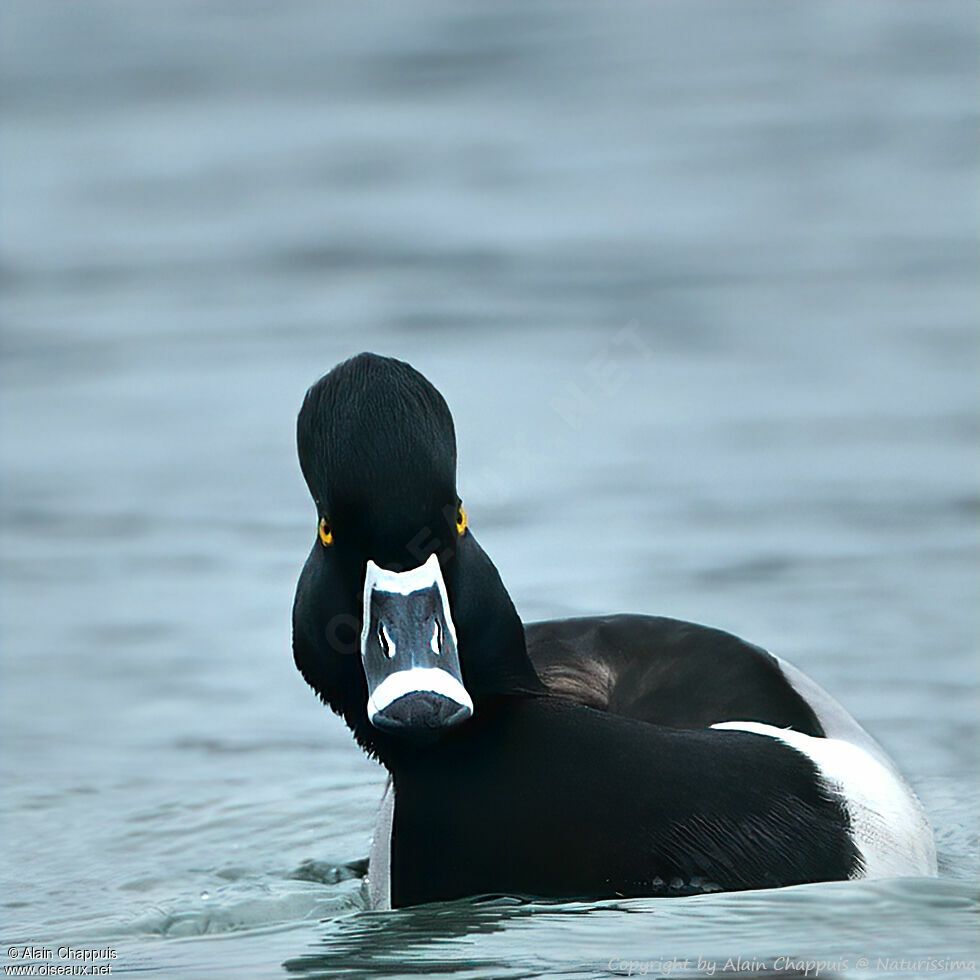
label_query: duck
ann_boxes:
[291,352,937,909]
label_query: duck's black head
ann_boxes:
[292,352,543,763]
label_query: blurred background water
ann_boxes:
[1,2,977,978]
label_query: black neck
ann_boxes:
[292,530,544,769]
[448,530,545,701]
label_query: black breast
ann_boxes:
[389,696,854,907]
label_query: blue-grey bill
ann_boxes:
[359,554,473,733]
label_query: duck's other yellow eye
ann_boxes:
[318,517,334,547]
[455,505,468,536]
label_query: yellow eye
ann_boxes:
[455,504,468,536]
[318,517,334,547]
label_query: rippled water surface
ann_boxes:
[2,3,977,978]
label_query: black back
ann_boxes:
[527,614,825,736]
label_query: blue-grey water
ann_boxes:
[1,3,977,978]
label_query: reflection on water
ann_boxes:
[282,881,980,980]
[1,2,976,978]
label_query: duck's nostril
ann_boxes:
[378,622,395,659]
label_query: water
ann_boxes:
[1,2,977,977]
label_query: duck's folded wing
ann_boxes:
[525,613,825,735]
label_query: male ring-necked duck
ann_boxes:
[292,352,936,909]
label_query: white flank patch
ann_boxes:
[711,721,937,879]
[366,666,473,721]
